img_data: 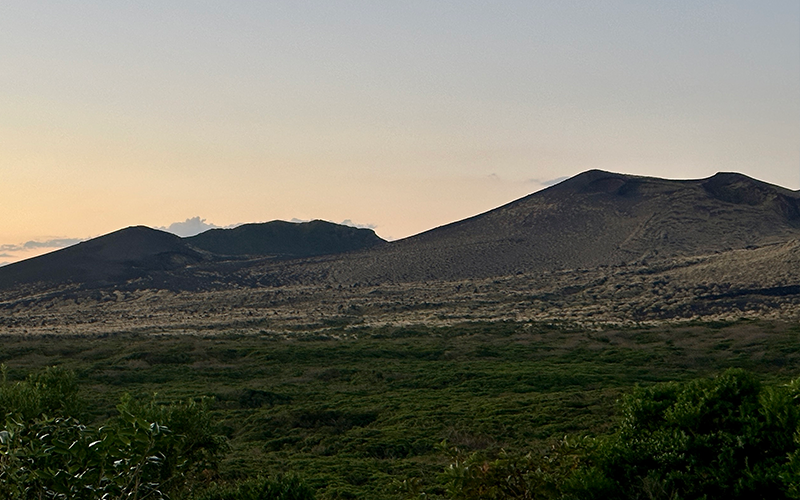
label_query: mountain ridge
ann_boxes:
[186,219,385,257]
[269,170,800,285]
[0,226,205,290]
[2,170,799,292]
[0,220,385,290]
[5,169,800,332]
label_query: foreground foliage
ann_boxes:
[0,367,228,499]
[586,369,800,499]
[195,475,315,500]
[1,321,800,498]
[440,369,800,499]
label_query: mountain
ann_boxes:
[0,226,205,289]
[187,219,385,258]
[0,221,386,290]
[268,170,800,284]
[3,170,799,292]
[4,170,800,331]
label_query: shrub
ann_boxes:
[583,369,800,499]
[0,365,82,420]
[0,367,227,499]
[438,438,584,500]
[438,369,800,499]
[193,475,315,500]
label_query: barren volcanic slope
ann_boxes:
[187,219,385,257]
[266,170,800,284]
[4,170,800,333]
[2,169,800,295]
[0,221,385,290]
[0,226,207,290]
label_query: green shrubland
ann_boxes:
[0,369,224,499]
[195,475,315,500]
[438,369,800,499]
[0,320,799,498]
[0,366,312,499]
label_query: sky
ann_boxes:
[1,1,798,265]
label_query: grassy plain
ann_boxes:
[1,319,799,499]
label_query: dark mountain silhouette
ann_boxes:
[0,221,386,290]
[5,170,800,331]
[3,170,800,292]
[0,226,206,289]
[187,219,385,258]
[268,170,800,284]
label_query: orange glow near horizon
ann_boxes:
[1,2,797,265]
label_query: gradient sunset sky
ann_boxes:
[2,1,798,264]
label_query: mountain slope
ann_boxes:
[3,170,799,292]
[5,170,800,330]
[0,226,204,289]
[0,221,386,290]
[187,219,385,257]
[265,170,800,284]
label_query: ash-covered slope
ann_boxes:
[187,219,385,257]
[3,170,798,293]
[0,221,386,290]
[0,226,206,289]
[279,170,800,284]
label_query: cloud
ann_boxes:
[0,238,84,252]
[158,217,220,238]
[0,253,13,258]
[340,219,377,230]
[155,217,379,239]
[540,176,569,187]
[24,238,84,249]
[287,218,377,230]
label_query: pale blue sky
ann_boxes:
[1,1,798,262]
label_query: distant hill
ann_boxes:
[3,170,799,292]
[6,170,800,329]
[273,170,800,283]
[0,221,386,289]
[0,226,205,289]
[186,220,385,258]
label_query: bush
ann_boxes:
[0,365,82,420]
[583,369,800,499]
[438,438,584,500]
[115,393,229,489]
[0,367,228,499]
[193,475,315,500]
[438,369,800,499]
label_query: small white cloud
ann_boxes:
[340,219,377,230]
[24,238,84,250]
[0,237,86,266]
[540,176,569,187]
[158,217,220,237]
[0,238,84,252]
[289,218,309,224]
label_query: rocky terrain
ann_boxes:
[2,170,800,335]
